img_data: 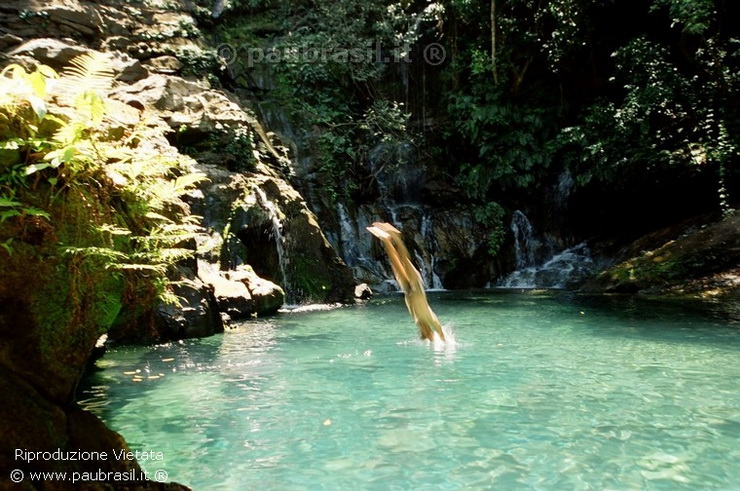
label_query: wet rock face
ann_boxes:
[332,202,496,291]
[192,169,357,305]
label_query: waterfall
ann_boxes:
[335,202,377,284]
[498,243,594,289]
[333,201,445,292]
[499,210,594,289]
[511,210,538,269]
[420,213,444,290]
[336,202,355,258]
[254,187,291,296]
[554,169,574,209]
[329,140,444,291]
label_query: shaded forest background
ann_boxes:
[209,0,739,250]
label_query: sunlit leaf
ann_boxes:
[28,71,47,98]
[25,162,51,175]
[27,95,46,120]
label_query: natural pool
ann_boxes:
[79,291,740,489]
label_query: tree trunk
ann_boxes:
[491,0,499,84]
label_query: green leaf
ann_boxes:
[0,238,13,255]
[97,224,132,236]
[28,71,47,98]
[145,212,173,222]
[173,173,207,193]
[0,210,21,222]
[22,207,50,219]
[0,197,23,208]
[58,52,115,103]
[27,95,47,120]
[25,163,51,175]
[63,146,77,162]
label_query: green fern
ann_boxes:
[2,52,206,309]
[58,52,115,101]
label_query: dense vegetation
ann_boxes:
[214,0,739,243]
[0,54,204,336]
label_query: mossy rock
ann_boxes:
[584,215,740,296]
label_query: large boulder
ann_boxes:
[6,38,149,82]
[153,276,224,339]
[206,272,255,319]
[198,263,286,318]
[227,266,285,314]
[0,0,102,41]
[111,74,251,135]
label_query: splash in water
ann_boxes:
[367,222,447,343]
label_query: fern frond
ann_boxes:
[173,173,208,193]
[60,52,115,97]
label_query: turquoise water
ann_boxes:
[79,291,740,489]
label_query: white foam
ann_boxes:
[279,303,343,313]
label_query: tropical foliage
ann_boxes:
[0,54,205,317]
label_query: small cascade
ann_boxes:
[419,213,444,290]
[336,203,356,257]
[413,250,443,291]
[335,202,378,283]
[511,210,539,269]
[254,187,291,296]
[498,243,595,289]
[333,201,446,292]
[554,169,575,209]
[498,210,594,289]
[387,204,444,290]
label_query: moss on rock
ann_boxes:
[584,215,740,297]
